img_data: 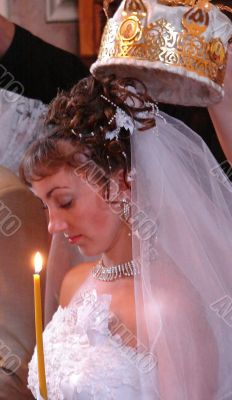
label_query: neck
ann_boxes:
[101,223,132,267]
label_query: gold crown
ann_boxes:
[97,0,227,87]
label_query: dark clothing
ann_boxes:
[0,25,88,103]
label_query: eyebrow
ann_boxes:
[46,186,69,199]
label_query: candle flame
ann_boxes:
[34,252,43,273]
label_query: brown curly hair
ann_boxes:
[20,75,156,199]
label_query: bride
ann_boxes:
[20,74,232,399]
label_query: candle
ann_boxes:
[33,252,47,400]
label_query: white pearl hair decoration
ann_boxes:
[100,94,118,108]
[71,94,162,174]
[71,128,95,138]
[100,94,118,126]
[71,95,163,139]
[106,154,112,172]
[101,94,120,135]
[100,94,135,137]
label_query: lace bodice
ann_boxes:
[28,289,154,400]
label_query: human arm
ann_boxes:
[0,20,88,103]
[0,15,15,57]
[208,44,232,165]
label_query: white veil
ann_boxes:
[131,111,232,399]
[45,107,232,398]
[89,0,232,393]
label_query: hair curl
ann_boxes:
[20,75,156,199]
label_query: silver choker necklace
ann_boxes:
[92,259,139,281]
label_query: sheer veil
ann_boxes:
[131,111,232,399]
[89,3,232,394]
[44,108,232,399]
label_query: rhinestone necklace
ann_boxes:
[92,259,139,281]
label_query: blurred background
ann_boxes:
[2,0,104,65]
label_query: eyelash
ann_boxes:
[41,200,73,210]
[59,200,73,209]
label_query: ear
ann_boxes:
[116,169,129,190]
[108,169,131,202]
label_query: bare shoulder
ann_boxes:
[59,261,96,308]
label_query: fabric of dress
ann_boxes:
[0,88,47,173]
[28,280,154,400]
[32,107,232,400]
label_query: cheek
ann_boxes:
[86,195,122,237]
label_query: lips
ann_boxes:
[65,234,83,244]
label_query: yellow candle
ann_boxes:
[33,252,47,400]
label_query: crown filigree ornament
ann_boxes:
[91,0,232,106]
[158,0,207,6]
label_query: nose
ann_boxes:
[48,210,68,235]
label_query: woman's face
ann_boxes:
[32,166,129,257]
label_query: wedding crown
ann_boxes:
[91,0,232,106]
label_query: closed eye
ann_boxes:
[59,200,73,209]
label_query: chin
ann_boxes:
[77,245,101,258]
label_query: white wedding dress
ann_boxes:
[28,286,154,400]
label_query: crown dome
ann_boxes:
[91,0,232,106]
